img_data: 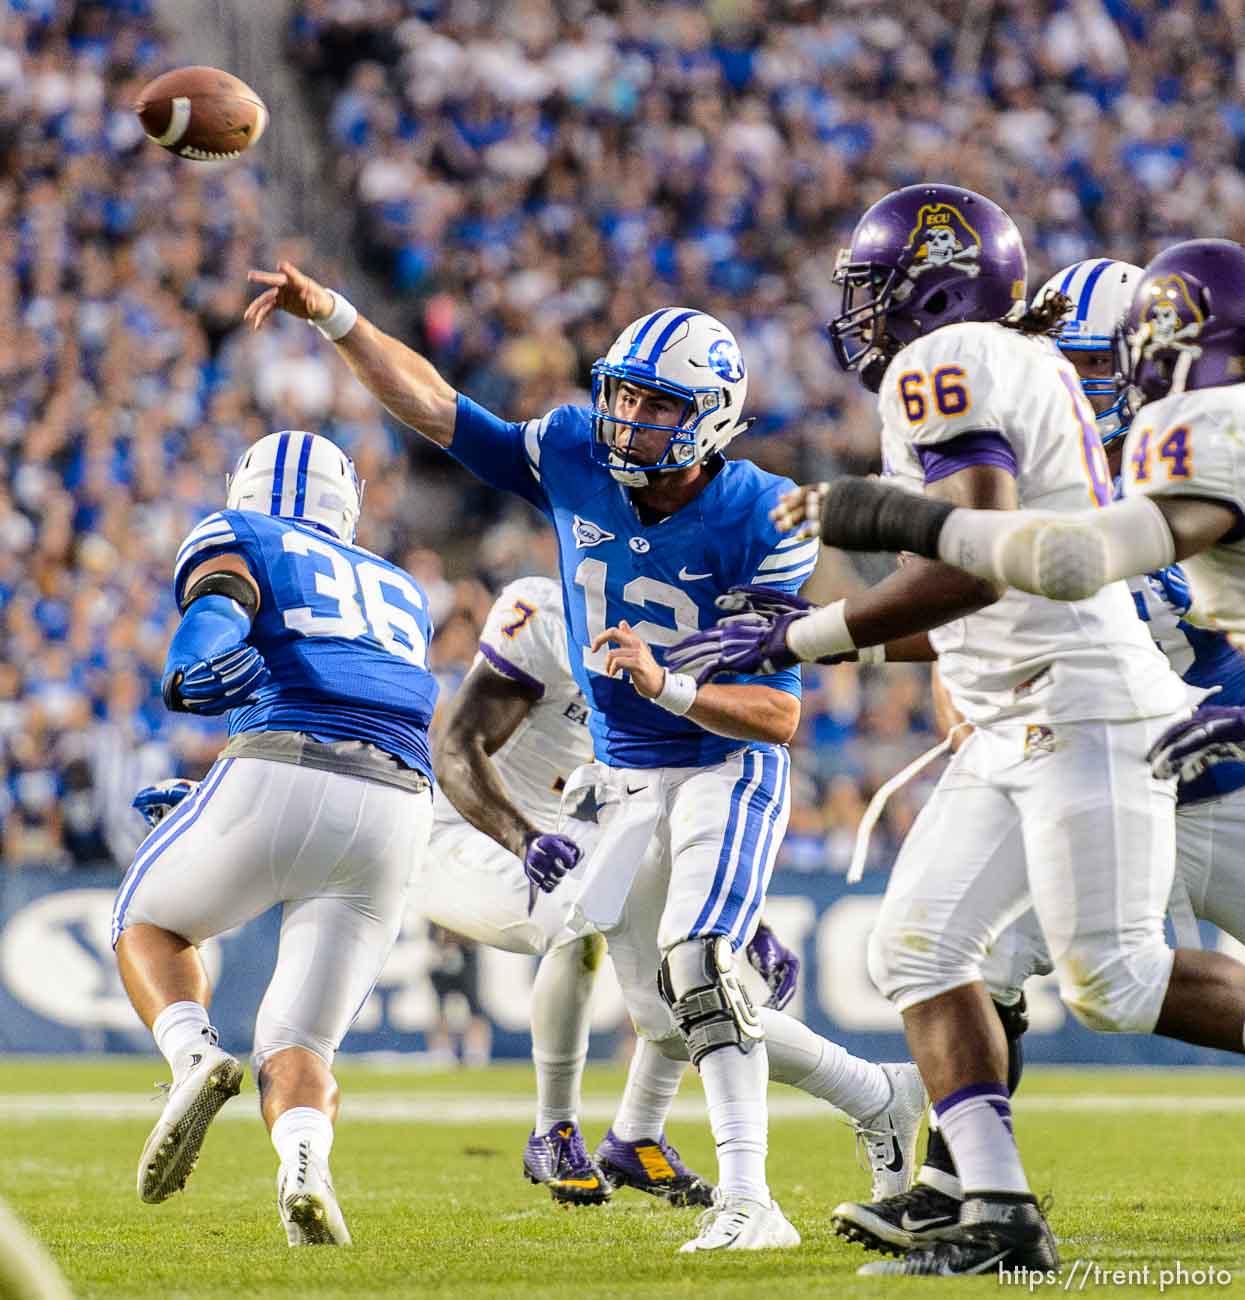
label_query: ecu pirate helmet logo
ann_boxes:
[1138,274,1205,358]
[895,203,983,301]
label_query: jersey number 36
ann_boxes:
[280,531,428,667]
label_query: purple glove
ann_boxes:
[1147,706,1245,783]
[715,584,817,620]
[665,612,804,685]
[523,831,581,895]
[746,920,800,1010]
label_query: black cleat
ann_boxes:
[833,1182,963,1255]
[857,1194,1059,1276]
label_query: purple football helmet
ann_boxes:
[828,184,1028,391]
[1118,239,1245,405]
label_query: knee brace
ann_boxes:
[1056,941,1174,1033]
[658,937,763,1066]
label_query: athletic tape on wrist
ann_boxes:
[787,598,854,661]
[653,670,697,715]
[312,290,358,342]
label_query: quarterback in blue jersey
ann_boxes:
[113,430,438,1246]
[243,260,927,1252]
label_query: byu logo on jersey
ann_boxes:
[707,338,745,383]
[896,203,982,302]
[573,515,615,550]
[1139,275,1205,358]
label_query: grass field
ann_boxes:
[1,1060,1243,1299]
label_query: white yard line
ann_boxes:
[0,1093,1239,1123]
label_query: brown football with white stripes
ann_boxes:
[135,65,267,162]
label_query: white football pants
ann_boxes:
[113,756,432,1068]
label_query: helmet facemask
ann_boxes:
[590,366,722,486]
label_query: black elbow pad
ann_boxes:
[180,570,259,616]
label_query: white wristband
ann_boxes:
[312,290,358,342]
[653,670,698,716]
[787,598,855,662]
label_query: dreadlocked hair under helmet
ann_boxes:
[1003,290,1074,338]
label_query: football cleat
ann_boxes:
[595,1129,714,1207]
[853,1062,928,1201]
[678,1191,800,1253]
[857,1195,1058,1276]
[522,1122,611,1206]
[278,1140,352,1246]
[137,1044,243,1203]
[833,1181,963,1255]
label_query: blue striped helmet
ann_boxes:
[225,430,363,542]
[590,308,749,486]
[1038,258,1142,446]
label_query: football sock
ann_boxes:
[700,1042,770,1205]
[152,1001,216,1077]
[759,1008,891,1122]
[531,938,599,1133]
[933,1083,1029,1196]
[271,1106,334,1168]
[612,1037,686,1141]
[919,1030,1024,1196]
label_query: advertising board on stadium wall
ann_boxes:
[1,866,1240,1065]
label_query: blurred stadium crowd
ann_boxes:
[4,0,1241,874]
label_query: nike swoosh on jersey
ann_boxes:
[678,567,712,581]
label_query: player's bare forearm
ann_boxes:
[334,316,458,447]
[844,555,1001,646]
[885,633,936,661]
[432,661,541,858]
[687,683,800,745]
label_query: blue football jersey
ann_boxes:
[1113,474,1245,803]
[172,510,438,778]
[449,396,814,768]
[1130,564,1245,804]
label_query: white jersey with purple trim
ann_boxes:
[878,321,1186,725]
[1121,384,1245,643]
[432,576,592,833]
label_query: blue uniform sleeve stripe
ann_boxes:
[751,558,816,584]
[174,531,237,583]
[270,432,290,515]
[1076,259,1112,321]
[175,520,232,561]
[293,432,313,515]
[643,310,700,364]
[756,539,818,572]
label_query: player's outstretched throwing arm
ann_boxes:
[433,654,580,897]
[245,262,545,508]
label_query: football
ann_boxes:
[135,65,267,161]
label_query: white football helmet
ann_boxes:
[1038,258,1143,445]
[226,430,363,542]
[590,308,749,486]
